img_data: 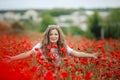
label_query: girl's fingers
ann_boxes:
[92,54,97,59]
[93,52,101,59]
[94,52,101,56]
[2,56,12,63]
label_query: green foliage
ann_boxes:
[69,26,84,35]
[61,25,94,39]
[61,26,69,35]
[104,8,120,38]
[88,10,102,39]
[24,19,34,30]
[60,26,85,36]
[41,8,74,17]
[83,29,95,39]
[64,19,73,24]
[39,13,56,32]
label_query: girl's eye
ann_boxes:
[55,33,58,35]
[50,33,53,36]
[50,33,58,36]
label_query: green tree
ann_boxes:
[88,10,102,39]
[24,19,34,30]
[61,26,69,35]
[69,26,84,35]
[83,29,94,39]
[41,8,74,17]
[39,13,56,32]
[104,8,120,38]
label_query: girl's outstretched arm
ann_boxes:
[4,50,34,63]
[70,50,98,58]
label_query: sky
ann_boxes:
[0,0,120,10]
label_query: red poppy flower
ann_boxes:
[52,54,57,61]
[78,68,85,73]
[61,70,68,79]
[48,52,57,61]
[52,43,58,48]
[38,57,44,65]
[72,75,77,80]
[77,75,83,80]
[63,57,68,62]
[79,58,88,66]
[47,45,51,50]
[37,52,42,57]
[35,48,39,51]
[85,72,94,80]
[30,66,38,72]
[61,47,66,53]
[106,72,112,78]
[48,52,53,58]
[44,70,55,80]
[71,68,75,73]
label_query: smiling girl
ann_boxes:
[5,25,98,65]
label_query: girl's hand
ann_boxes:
[92,52,100,59]
[2,56,13,63]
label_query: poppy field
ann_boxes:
[0,34,120,80]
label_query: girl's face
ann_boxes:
[49,29,59,43]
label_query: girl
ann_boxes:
[5,25,98,65]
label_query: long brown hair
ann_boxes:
[41,25,67,57]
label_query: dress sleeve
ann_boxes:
[66,45,73,55]
[32,42,42,53]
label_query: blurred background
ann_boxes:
[0,0,120,39]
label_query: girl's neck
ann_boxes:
[50,42,56,45]
[49,42,58,48]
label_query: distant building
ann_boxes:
[99,11,109,20]
[4,12,15,21]
[54,11,90,31]
[1,12,21,21]
[24,10,41,22]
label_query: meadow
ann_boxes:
[0,33,120,80]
